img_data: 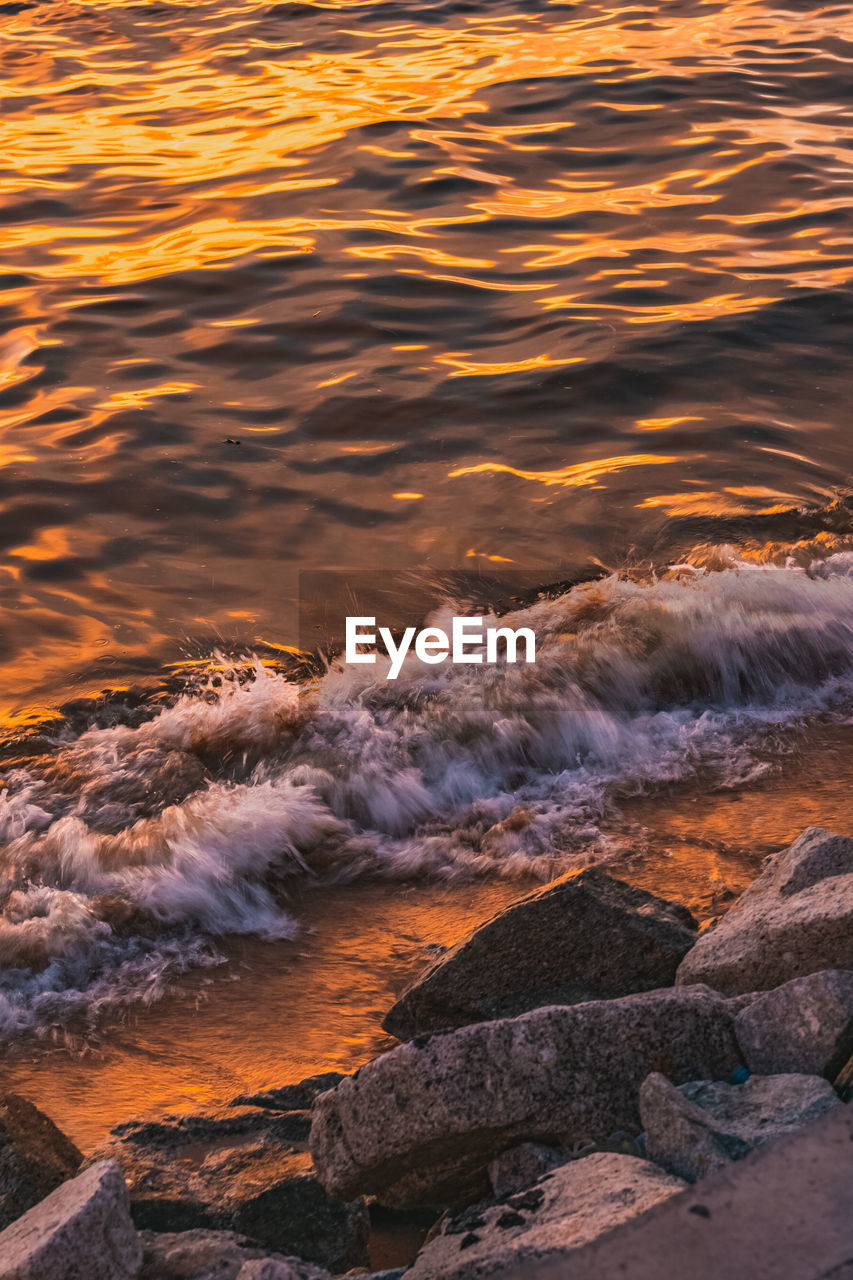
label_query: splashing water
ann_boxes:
[4,544,853,1037]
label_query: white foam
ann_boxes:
[5,554,853,1035]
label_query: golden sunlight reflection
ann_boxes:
[637,489,804,517]
[636,416,704,430]
[436,352,585,376]
[449,453,678,488]
[0,0,851,712]
[2,0,852,299]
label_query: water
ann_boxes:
[4,0,853,1132]
[3,0,853,717]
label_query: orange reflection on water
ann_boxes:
[436,352,585,376]
[450,452,677,488]
[636,416,704,430]
[0,0,851,717]
[637,489,804,517]
[94,382,199,412]
[2,0,852,298]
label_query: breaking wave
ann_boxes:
[5,537,853,1038]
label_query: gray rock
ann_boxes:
[734,969,853,1077]
[481,1102,853,1280]
[487,1144,565,1199]
[230,1075,346,1113]
[639,1071,841,1182]
[405,1153,684,1278]
[310,985,740,1207]
[676,827,853,995]
[139,1229,271,1279]
[0,1158,140,1280]
[383,869,697,1040]
[138,1229,330,1280]
[0,1095,82,1231]
[90,1109,368,1273]
[236,1264,330,1280]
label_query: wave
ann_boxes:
[5,537,853,1038]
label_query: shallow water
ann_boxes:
[0,879,525,1150]
[6,716,853,1152]
[5,0,853,1113]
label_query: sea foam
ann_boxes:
[4,550,853,1036]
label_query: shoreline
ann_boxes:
[1,825,852,1278]
[7,714,853,1151]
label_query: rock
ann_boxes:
[383,869,698,1040]
[310,985,740,1207]
[236,1264,331,1280]
[0,1095,82,1231]
[510,1097,853,1280]
[229,1113,310,1145]
[639,1071,841,1182]
[138,1230,331,1280]
[230,1075,346,1113]
[487,1144,565,1199]
[676,827,853,995]
[139,1229,272,1279]
[90,1109,368,1273]
[734,969,853,1077]
[203,1146,367,1274]
[131,1109,311,1148]
[404,1153,684,1278]
[0,1158,140,1280]
[101,1108,310,1154]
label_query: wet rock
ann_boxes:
[90,1109,368,1273]
[0,1158,140,1280]
[230,1075,346,1113]
[734,969,853,1077]
[310,985,740,1207]
[405,1153,684,1278]
[0,1094,82,1231]
[204,1146,366,1274]
[487,1144,565,1199]
[224,1112,310,1145]
[383,869,698,1040]
[138,1229,332,1280]
[677,827,853,994]
[101,1108,308,1153]
[109,1107,313,1151]
[139,1229,271,1279]
[639,1071,841,1182]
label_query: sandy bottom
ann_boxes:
[4,721,853,1154]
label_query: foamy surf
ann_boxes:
[5,545,853,1038]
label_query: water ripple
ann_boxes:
[0,0,853,714]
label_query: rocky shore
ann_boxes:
[1,826,852,1279]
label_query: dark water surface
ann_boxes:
[2,0,853,716]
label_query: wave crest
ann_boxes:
[5,549,853,1036]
